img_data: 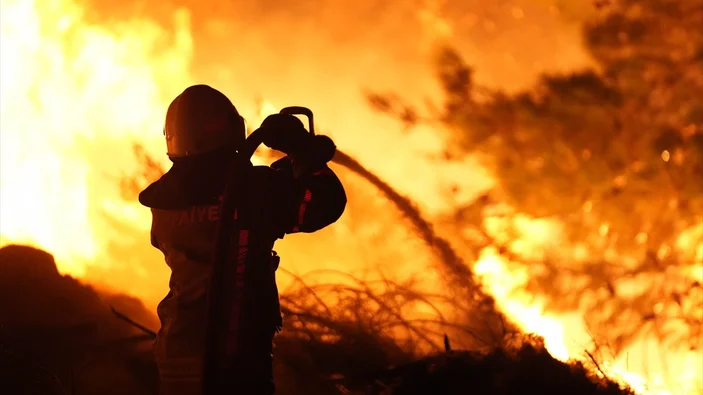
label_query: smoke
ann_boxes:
[77,0,594,215]
[0,0,596,338]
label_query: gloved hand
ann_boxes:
[257,114,336,165]
[306,134,336,164]
[258,114,312,155]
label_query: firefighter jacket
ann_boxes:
[138,152,346,390]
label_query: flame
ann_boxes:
[0,1,701,395]
[475,216,703,395]
[0,0,193,276]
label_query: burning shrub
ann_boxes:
[366,0,703,379]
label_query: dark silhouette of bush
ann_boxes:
[0,244,635,395]
[369,335,634,395]
[0,244,159,395]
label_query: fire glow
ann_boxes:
[0,0,701,394]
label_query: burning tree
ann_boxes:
[370,0,703,354]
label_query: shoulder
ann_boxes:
[139,172,179,209]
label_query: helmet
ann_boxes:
[164,84,245,158]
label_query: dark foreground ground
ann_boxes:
[0,245,634,395]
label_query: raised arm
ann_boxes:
[257,113,347,235]
[271,156,346,234]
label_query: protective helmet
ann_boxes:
[164,84,245,158]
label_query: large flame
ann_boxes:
[0,1,701,394]
[0,0,193,275]
[474,220,703,395]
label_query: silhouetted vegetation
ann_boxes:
[369,334,635,395]
[0,245,635,395]
[0,245,158,395]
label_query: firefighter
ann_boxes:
[139,84,347,394]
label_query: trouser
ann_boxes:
[157,330,276,395]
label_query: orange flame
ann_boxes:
[0,0,194,275]
[0,1,700,394]
[475,216,703,395]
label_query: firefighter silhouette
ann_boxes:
[139,85,346,394]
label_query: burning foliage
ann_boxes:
[0,244,635,395]
[369,0,703,359]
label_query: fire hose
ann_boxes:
[201,107,315,395]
